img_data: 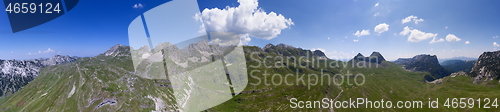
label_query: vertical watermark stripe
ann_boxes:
[140,14,154,50]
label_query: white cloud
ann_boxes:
[194,0,294,40]
[401,15,424,24]
[465,41,470,44]
[445,26,448,29]
[133,3,143,8]
[353,39,359,42]
[239,34,251,45]
[311,48,326,52]
[445,34,461,42]
[399,26,437,42]
[429,37,444,43]
[374,2,379,7]
[373,12,380,17]
[325,50,354,60]
[494,42,499,47]
[430,48,433,51]
[29,48,54,55]
[310,48,352,60]
[374,23,389,33]
[353,29,370,37]
[494,36,499,38]
[414,18,424,24]
[327,37,330,40]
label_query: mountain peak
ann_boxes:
[352,52,386,64]
[104,44,129,57]
[263,43,275,50]
[276,43,295,48]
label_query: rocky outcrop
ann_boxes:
[0,55,78,98]
[470,50,500,84]
[104,44,130,57]
[395,54,452,81]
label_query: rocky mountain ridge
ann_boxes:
[470,50,500,84]
[0,55,77,98]
[262,43,327,58]
[394,54,452,81]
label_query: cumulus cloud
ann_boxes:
[401,15,424,24]
[465,41,470,44]
[445,26,448,29]
[374,23,389,33]
[494,42,499,47]
[327,37,330,40]
[429,37,444,43]
[445,34,461,42]
[133,3,143,8]
[239,34,252,45]
[194,0,294,41]
[399,26,437,42]
[353,29,370,37]
[353,39,359,42]
[29,48,54,55]
[373,12,380,17]
[374,2,379,7]
[494,36,499,38]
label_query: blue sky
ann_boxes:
[1,0,500,61]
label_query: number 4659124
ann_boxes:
[6,3,61,14]
[444,98,498,108]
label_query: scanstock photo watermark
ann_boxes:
[246,51,383,89]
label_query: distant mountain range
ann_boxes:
[0,55,77,98]
[263,43,326,58]
[441,60,476,73]
[438,56,477,64]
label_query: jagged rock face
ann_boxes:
[105,44,130,57]
[470,50,500,84]
[369,52,385,63]
[0,55,78,98]
[395,54,452,81]
[352,52,386,64]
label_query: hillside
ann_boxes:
[2,44,500,111]
[0,55,77,99]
